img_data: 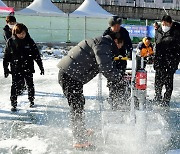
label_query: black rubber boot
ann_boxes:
[11,99,17,112]
[11,106,17,112]
[29,98,35,108]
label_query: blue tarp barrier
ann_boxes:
[122,24,155,38]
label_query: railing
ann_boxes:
[0,15,110,43]
[0,14,156,44]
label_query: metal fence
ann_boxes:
[0,15,110,43]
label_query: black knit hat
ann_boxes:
[108,16,122,26]
[161,15,172,23]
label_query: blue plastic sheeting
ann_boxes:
[122,24,155,38]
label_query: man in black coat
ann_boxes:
[154,15,180,107]
[3,23,44,111]
[103,16,133,107]
[3,15,27,95]
[57,34,124,148]
[103,16,133,67]
[3,15,17,42]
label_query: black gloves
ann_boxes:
[40,68,44,75]
[114,55,123,61]
[4,69,10,78]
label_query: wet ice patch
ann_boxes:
[101,110,171,154]
[167,149,180,154]
[0,48,180,153]
[0,136,48,154]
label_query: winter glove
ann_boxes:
[114,55,123,61]
[40,68,44,75]
[114,55,129,61]
[4,69,10,78]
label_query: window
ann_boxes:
[162,0,173,3]
[144,0,154,2]
[126,0,134,3]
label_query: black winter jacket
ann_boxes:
[3,25,12,42]
[57,35,123,84]
[103,27,133,58]
[154,22,180,73]
[3,35,44,74]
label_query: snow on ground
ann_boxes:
[0,46,180,154]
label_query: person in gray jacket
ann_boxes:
[57,34,124,149]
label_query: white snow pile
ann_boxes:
[0,136,48,154]
[39,45,70,58]
[0,44,71,59]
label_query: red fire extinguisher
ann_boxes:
[135,69,147,90]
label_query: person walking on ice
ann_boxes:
[57,33,124,149]
[3,23,44,112]
[3,15,27,95]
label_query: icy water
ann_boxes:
[0,58,180,154]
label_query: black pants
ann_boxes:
[155,69,174,103]
[136,56,147,70]
[60,73,87,144]
[17,78,26,95]
[114,59,127,72]
[11,72,34,107]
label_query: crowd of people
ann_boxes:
[2,14,180,149]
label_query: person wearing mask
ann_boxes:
[136,37,154,70]
[3,15,17,42]
[153,15,180,107]
[3,23,44,111]
[57,33,124,149]
[103,15,133,109]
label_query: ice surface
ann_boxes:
[0,46,180,153]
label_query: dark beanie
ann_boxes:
[108,16,122,27]
[161,15,172,23]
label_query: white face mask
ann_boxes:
[8,24,15,29]
[162,25,170,33]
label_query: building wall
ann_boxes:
[2,0,180,9]
[96,0,180,9]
